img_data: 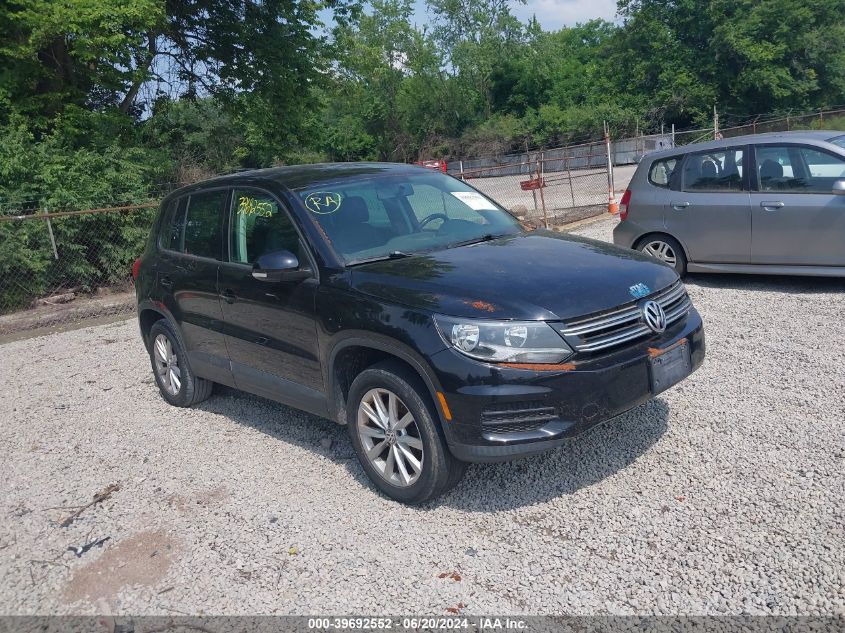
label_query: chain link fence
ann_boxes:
[0,204,159,336]
[613,107,845,165]
[2,106,842,336]
[448,139,612,228]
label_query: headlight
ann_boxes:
[434,315,573,363]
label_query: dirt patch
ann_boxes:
[0,290,135,337]
[62,529,177,607]
[165,485,230,515]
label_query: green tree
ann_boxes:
[428,0,527,118]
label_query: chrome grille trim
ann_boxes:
[560,282,692,353]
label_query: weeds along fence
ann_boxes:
[0,203,158,334]
[448,139,612,227]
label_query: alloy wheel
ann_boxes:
[642,240,677,266]
[153,333,182,395]
[356,388,424,487]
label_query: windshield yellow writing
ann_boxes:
[238,196,274,217]
[304,191,343,214]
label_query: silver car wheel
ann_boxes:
[153,333,182,395]
[357,388,424,487]
[642,240,677,266]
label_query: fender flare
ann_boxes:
[137,300,182,350]
[635,231,691,263]
[326,332,445,424]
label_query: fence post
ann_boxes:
[671,124,675,147]
[566,153,575,208]
[535,160,549,230]
[459,160,465,181]
[604,122,618,215]
[44,209,59,260]
[713,105,719,140]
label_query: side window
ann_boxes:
[683,149,744,192]
[230,189,301,264]
[796,147,845,191]
[754,145,845,193]
[160,198,186,251]
[183,190,225,259]
[648,157,680,188]
[756,146,794,192]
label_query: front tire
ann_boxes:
[148,320,213,407]
[636,234,687,276]
[347,361,465,504]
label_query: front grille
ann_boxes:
[559,281,691,353]
[481,401,558,434]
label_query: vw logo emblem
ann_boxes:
[641,300,667,333]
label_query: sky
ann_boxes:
[512,0,619,29]
[407,0,620,31]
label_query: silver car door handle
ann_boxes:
[760,201,784,210]
[670,201,689,210]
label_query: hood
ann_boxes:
[349,231,679,321]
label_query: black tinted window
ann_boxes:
[683,148,744,192]
[160,199,185,251]
[183,191,226,259]
[230,190,302,264]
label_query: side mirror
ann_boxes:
[833,180,845,195]
[252,250,311,282]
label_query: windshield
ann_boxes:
[828,134,845,150]
[295,171,522,264]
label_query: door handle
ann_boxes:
[159,275,173,289]
[221,289,238,304]
[760,201,784,210]
[670,201,689,210]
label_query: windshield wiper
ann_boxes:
[448,233,500,248]
[347,251,414,266]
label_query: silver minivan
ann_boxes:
[613,131,845,276]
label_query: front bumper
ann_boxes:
[430,309,705,462]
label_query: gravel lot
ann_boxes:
[1,216,843,616]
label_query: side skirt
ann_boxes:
[686,262,845,277]
[231,361,331,419]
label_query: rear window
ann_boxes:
[183,190,226,259]
[161,198,186,251]
[648,157,680,188]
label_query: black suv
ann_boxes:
[134,163,705,503]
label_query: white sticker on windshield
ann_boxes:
[450,191,498,211]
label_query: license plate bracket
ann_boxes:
[649,341,692,394]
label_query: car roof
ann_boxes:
[164,162,430,200]
[646,130,845,160]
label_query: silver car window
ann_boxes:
[756,145,845,193]
[648,157,680,188]
[682,148,744,192]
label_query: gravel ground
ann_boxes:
[1,216,843,616]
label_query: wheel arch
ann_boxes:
[327,336,445,427]
[634,231,691,263]
[137,300,181,351]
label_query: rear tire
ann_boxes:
[148,320,213,407]
[347,361,465,504]
[636,234,687,276]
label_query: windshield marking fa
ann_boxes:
[304,191,343,214]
